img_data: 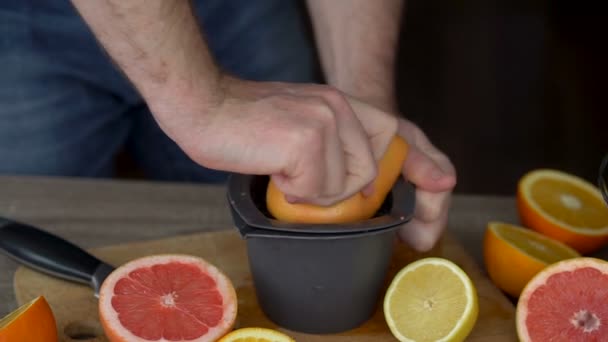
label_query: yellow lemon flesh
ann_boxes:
[218,327,295,342]
[383,257,479,342]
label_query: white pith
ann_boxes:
[570,310,601,333]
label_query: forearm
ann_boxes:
[306,0,405,111]
[70,0,221,114]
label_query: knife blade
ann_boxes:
[0,217,114,298]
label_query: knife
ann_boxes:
[0,217,114,298]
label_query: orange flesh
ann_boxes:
[0,296,57,342]
[530,178,608,230]
[492,223,579,263]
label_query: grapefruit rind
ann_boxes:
[516,257,608,342]
[98,254,237,342]
[383,257,479,342]
[518,169,608,236]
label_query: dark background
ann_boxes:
[392,1,606,195]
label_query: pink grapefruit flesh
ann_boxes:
[99,254,237,342]
[517,257,608,342]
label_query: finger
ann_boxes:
[413,189,452,224]
[399,120,457,179]
[271,115,327,200]
[402,143,455,193]
[302,96,345,198]
[298,86,379,162]
[346,96,398,160]
[313,89,377,204]
[397,205,449,252]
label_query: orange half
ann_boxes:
[0,296,58,342]
[517,169,608,254]
[483,221,580,298]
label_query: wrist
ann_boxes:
[145,67,225,121]
[143,73,230,154]
[326,62,397,113]
[333,81,398,114]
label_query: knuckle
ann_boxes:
[291,123,324,154]
[416,192,446,222]
[423,203,442,222]
[320,85,343,103]
[269,94,297,109]
[322,86,352,114]
[306,98,336,125]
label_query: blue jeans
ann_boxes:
[0,0,320,183]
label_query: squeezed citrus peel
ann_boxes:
[266,135,409,224]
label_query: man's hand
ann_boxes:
[396,119,456,252]
[160,76,398,207]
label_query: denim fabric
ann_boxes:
[0,0,320,182]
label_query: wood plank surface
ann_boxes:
[14,228,517,341]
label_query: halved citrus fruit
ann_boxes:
[0,295,57,342]
[517,169,608,254]
[99,254,237,342]
[383,257,478,342]
[217,327,295,342]
[483,221,580,298]
[516,257,608,341]
[267,135,408,224]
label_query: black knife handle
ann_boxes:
[0,218,101,285]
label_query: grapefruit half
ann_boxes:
[516,257,608,341]
[98,254,237,342]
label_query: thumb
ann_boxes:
[402,144,456,193]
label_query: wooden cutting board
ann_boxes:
[14,229,517,341]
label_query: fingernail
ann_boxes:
[285,195,299,203]
[362,183,375,197]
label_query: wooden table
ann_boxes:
[0,175,520,316]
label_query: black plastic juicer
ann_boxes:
[227,174,416,334]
